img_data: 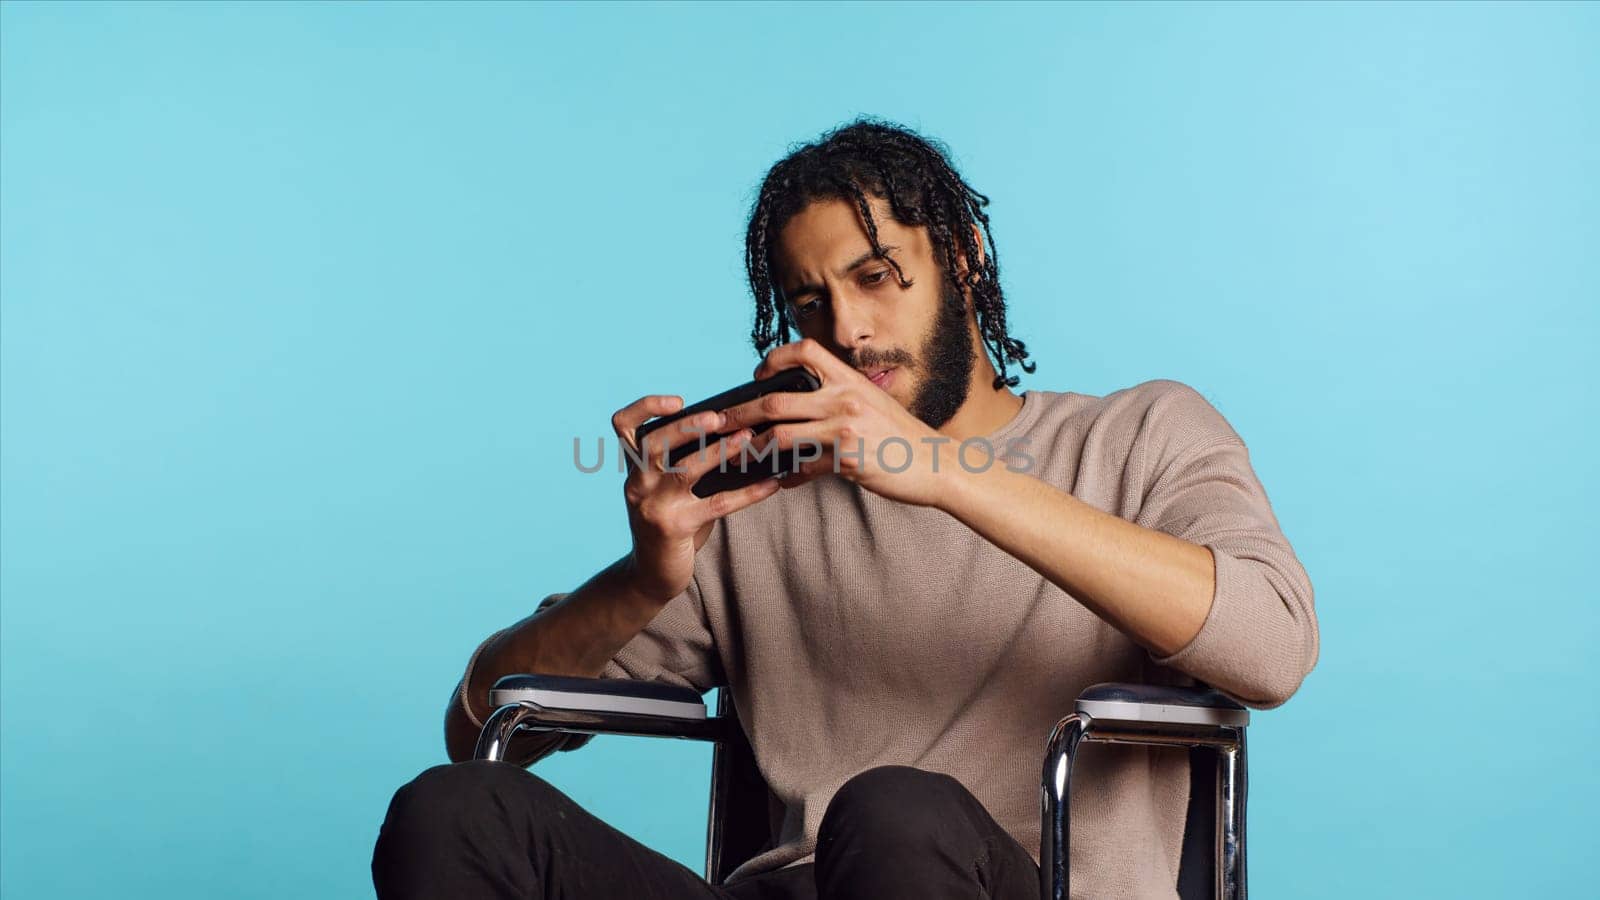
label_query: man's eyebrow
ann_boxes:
[783,245,900,301]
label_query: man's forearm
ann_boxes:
[937,462,1214,657]
[449,554,669,750]
[466,554,666,714]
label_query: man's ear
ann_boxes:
[953,222,987,285]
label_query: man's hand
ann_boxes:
[718,339,950,507]
[612,394,782,603]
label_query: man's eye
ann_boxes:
[863,270,891,286]
[795,298,823,319]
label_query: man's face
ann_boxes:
[772,195,978,429]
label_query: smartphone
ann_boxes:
[632,367,822,498]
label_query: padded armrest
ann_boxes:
[475,675,728,760]
[1075,682,1249,727]
[491,673,708,721]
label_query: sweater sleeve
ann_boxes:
[1131,381,1319,708]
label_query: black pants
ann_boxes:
[372,760,1039,900]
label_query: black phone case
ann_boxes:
[632,367,822,498]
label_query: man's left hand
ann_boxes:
[717,339,952,507]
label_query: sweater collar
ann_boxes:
[980,390,1040,447]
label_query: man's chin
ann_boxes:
[884,371,916,410]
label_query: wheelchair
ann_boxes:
[475,674,1249,900]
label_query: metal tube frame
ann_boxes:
[474,701,728,763]
[478,695,1247,897]
[474,700,733,879]
[1041,714,1247,900]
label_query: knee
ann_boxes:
[819,765,972,852]
[374,761,564,897]
[381,760,558,838]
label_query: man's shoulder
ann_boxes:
[1098,377,1212,411]
[1032,378,1222,428]
[1111,378,1245,464]
[1034,378,1242,457]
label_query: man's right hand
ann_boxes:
[444,393,781,762]
[612,394,783,604]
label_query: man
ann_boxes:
[372,118,1319,899]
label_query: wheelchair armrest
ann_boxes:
[1075,681,1249,727]
[491,673,709,721]
[475,674,729,761]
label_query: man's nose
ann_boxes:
[829,292,873,354]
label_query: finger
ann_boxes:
[777,451,832,486]
[670,428,756,485]
[612,395,684,448]
[778,467,824,490]
[754,337,857,385]
[633,411,731,474]
[750,418,846,455]
[719,387,835,433]
[691,473,783,523]
[642,410,731,461]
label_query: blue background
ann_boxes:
[3,2,1595,897]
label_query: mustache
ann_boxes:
[849,347,915,371]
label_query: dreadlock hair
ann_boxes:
[744,117,1036,390]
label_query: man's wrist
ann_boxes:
[929,453,988,518]
[616,553,679,611]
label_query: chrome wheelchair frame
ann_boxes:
[476,676,1249,900]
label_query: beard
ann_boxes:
[850,278,977,430]
[908,279,979,428]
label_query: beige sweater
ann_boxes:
[463,379,1318,897]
